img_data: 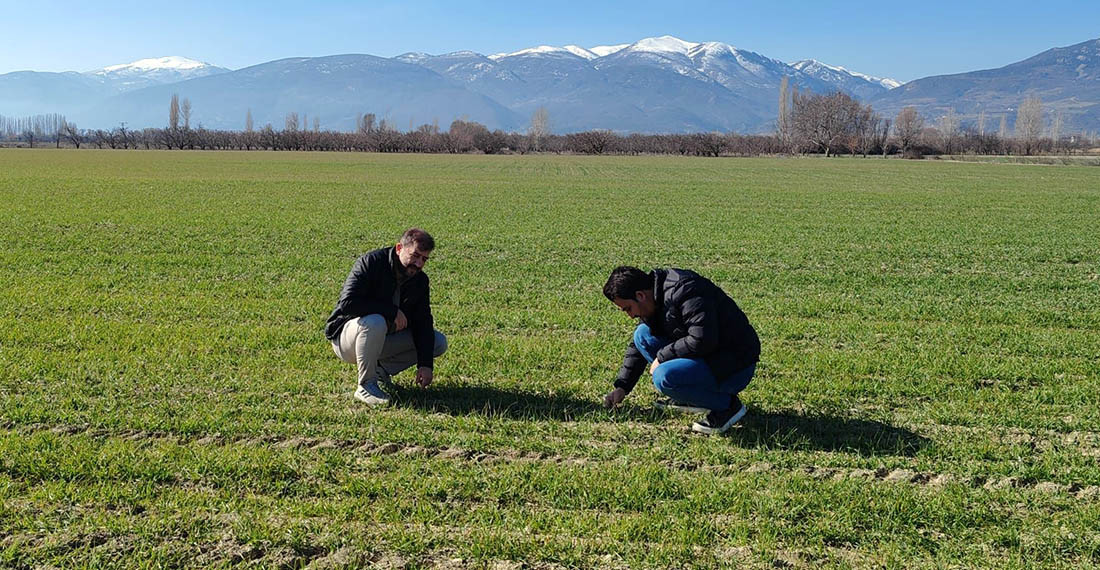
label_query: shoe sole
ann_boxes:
[353,391,391,406]
[654,401,709,414]
[692,404,747,434]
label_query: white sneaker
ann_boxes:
[353,380,391,406]
[692,396,747,435]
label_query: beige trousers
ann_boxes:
[331,314,447,387]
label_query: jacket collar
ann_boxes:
[651,268,666,306]
[646,269,666,325]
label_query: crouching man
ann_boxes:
[602,266,760,434]
[325,228,447,405]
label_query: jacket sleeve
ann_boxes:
[655,282,719,363]
[613,341,647,394]
[407,275,435,369]
[338,255,399,321]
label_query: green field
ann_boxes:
[2,149,1099,569]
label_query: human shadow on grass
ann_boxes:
[391,385,929,455]
[728,409,930,457]
[392,384,665,423]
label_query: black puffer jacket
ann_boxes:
[614,268,759,393]
[324,247,436,370]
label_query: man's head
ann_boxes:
[395,228,435,278]
[603,266,656,320]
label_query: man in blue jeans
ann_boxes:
[602,266,760,434]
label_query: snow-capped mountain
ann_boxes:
[86,56,229,90]
[490,36,883,98]
[791,59,900,99]
[1,55,230,122]
[10,35,1096,133]
[589,44,629,57]
[489,45,597,60]
[441,36,850,131]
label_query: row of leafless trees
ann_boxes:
[777,81,1088,157]
[14,120,782,155]
[0,113,78,148]
[4,118,1096,157]
[3,88,1096,156]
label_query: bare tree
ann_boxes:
[285,112,299,132]
[447,119,482,153]
[169,94,180,131]
[894,107,924,153]
[359,113,376,135]
[528,107,550,151]
[1016,95,1043,155]
[1051,110,1064,151]
[938,108,958,154]
[567,130,616,155]
[877,118,892,157]
[61,121,82,148]
[776,76,794,152]
[791,91,863,157]
[245,109,254,133]
[853,106,880,157]
[181,98,192,129]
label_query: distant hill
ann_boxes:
[391,36,894,133]
[0,56,226,119]
[76,55,521,132]
[0,71,115,117]
[2,37,901,133]
[36,37,1100,136]
[86,56,229,91]
[872,38,1100,133]
[792,59,901,100]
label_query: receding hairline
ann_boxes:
[399,228,435,251]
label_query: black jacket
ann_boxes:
[324,247,436,369]
[614,268,759,393]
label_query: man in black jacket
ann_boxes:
[602,266,760,434]
[325,228,447,405]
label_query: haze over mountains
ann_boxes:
[2,35,1098,134]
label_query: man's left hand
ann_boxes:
[415,366,434,388]
[649,359,661,375]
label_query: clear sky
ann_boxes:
[3,0,1098,82]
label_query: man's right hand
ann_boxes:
[394,309,408,331]
[603,387,627,409]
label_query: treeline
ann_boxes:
[0,113,73,148]
[775,85,1095,157]
[2,90,1097,156]
[0,115,789,156]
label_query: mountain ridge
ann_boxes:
[6,36,1098,134]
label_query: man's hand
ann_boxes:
[415,366,433,388]
[649,359,661,375]
[394,309,408,331]
[603,387,627,409]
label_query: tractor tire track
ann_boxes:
[5,421,1099,500]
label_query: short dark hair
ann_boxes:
[400,228,435,251]
[603,266,653,301]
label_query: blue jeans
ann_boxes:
[633,323,754,411]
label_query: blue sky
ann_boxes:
[2,0,1097,82]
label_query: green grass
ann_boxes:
[1,149,1099,568]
